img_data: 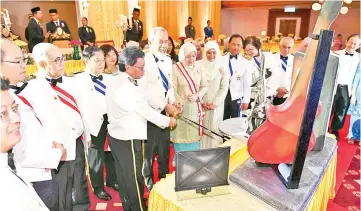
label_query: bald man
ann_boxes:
[266,37,295,105]
[31,43,90,211]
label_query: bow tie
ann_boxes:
[280,55,288,60]
[230,54,238,60]
[345,52,354,56]
[154,55,164,63]
[90,74,103,82]
[9,83,28,95]
[46,77,63,86]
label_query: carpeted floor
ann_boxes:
[87,116,360,211]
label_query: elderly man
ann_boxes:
[0,39,66,210]
[106,47,176,211]
[142,27,181,191]
[74,46,118,200]
[32,43,90,211]
[221,34,253,120]
[0,77,50,211]
[266,37,295,105]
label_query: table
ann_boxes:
[148,120,336,211]
[26,60,85,76]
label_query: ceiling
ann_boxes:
[221,0,360,9]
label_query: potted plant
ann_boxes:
[69,40,83,60]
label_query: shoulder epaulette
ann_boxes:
[25,75,36,82]
[242,54,252,61]
[128,77,138,86]
[273,52,277,54]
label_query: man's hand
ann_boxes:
[276,87,288,98]
[52,141,67,161]
[187,93,198,102]
[174,100,183,113]
[241,103,249,111]
[207,102,216,110]
[165,104,177,117]
[87,141,92,148]
[169,117,177,128]
[45,31,51,39]
[350,96,356,105]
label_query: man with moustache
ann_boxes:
[1,39,66,210]
[221,34,253,120]
[142,27,181,191]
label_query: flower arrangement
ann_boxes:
[68,40,83,47]
[218,34,226,46]
[12,39,27,48]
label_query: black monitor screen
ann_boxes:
[175,146,231,192]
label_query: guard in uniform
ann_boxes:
[143,27,179,191]
[330,34,361,140]
[126,8,143,42]
[221,34,253,120]
[266,37,295,105]
[106,47,176,211]
[78,17,96,48]
[32,43,90,211]
[75,46,118,201]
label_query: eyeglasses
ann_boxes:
[2,58,28,65]
[0,104,20,122]
[94,59,105,64]
[50,56,66,65]
[132,65,144,71]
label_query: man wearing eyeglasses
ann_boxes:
[0,77,51,211]
[31,43,90,211]
[0,39,66,210]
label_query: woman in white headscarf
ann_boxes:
[200,41,229,149]
[172,43,208,164]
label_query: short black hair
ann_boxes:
[243,36,262,51]
[229,34,244,45]
[100,44,119,68]
[347,34,360,42]
[133,8,140,13]
[337,34,342,37]
[82,46,102,60]
[188,17,192,20]
[1,77,10,91]
[81,17,88,21]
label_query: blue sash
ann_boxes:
[93,79,106,96]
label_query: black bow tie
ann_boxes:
[46,77,63,87]
[90,74,103,82]
[154,55,164,63]
[345,52,354,56]
[9,83,28,95]
[8,149,16,173]
[230,54,238,60]
[280,55,288,60]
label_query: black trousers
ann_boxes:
[143,113,170,191]
[32,173,59,211]
[223,90,241,120]
[88,116,117,193]
[108,136,146,211]
[330,85,350,132]
[273,97,287,106]
[54,138,90,211]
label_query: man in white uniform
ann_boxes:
[266,37,295,105]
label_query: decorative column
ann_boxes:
[75,0,89,27]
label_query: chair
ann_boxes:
[95,40,115,47]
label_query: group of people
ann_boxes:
[1,5,361,211]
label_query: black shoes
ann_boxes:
[95,190,112,201]
[106,183,120,191]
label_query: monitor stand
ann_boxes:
[176,185,231,201]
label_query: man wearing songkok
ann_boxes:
[27,7,50,53]
[46,9,72,37]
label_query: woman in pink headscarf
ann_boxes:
[171,43,208,164]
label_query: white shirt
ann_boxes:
[8,83,62,182]
[336,49,360,94]
[144,52,175,112]
[0,153,49,211]
[106,72,170,140]
[266,52,294,97]
[220,53,253,103]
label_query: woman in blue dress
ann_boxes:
[348,61,361,144]
[204,20,213,40]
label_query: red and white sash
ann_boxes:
[175,62,205,136]
[50,84,82,118]
[17,95,42,125]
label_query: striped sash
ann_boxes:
[17,95,42,125]
[175,62,205,136]
[50,84,81,117]
[93,79,106,96]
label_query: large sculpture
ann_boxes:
[247,0,343,166]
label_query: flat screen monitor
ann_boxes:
[175,146,231,193]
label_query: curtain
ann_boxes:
[88,0,128,47]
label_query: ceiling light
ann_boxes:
[340,6,349,14]
[312,3,322,11]
[344,0,352,4]
[285,7,296,12]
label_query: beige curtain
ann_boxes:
[88,0,128,47]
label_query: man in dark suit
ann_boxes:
[125,8,143,42]
[27,7,49,53]
[25,14,33,42]
[46,8,71,41]
[78,17,96,49]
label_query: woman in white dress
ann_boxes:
[200,41,229,149]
